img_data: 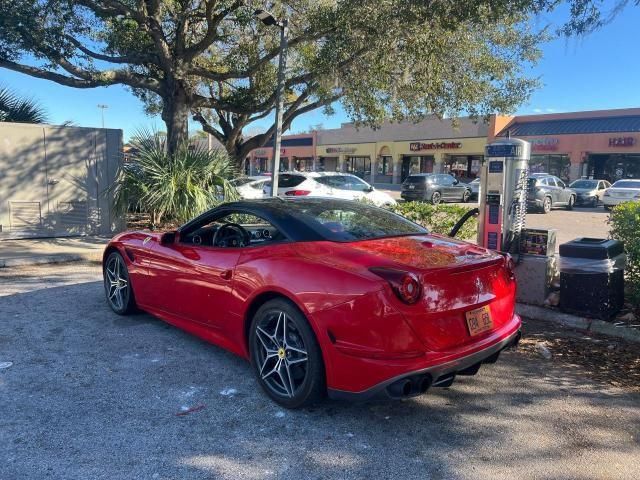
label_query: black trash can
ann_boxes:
[559,238,625,320]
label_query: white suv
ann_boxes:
[263,172,396,206]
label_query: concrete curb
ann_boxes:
[517,303,640,344]
[0,252,103,268]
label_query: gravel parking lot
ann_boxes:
[1,263,639,480]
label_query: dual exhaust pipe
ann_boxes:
[386,330,522,398]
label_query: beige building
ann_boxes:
[316,117,489,184]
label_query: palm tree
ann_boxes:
[112,129,238,228]
[0,86,48,123]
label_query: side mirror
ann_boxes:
[160,231,177,245]
[364,186,374,193]
[453,179,459,185]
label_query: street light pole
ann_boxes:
[97,104,108,129]
[254,10,288,197]
[270,18,288,197]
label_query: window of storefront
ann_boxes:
[255,157,269,173]
[278,157,290,171]
[346,156,371,178]
[529,154,570,182]
[401,156,434,181]
[378,156,393,176]
[444,155,483,181]
[587,154,640,182]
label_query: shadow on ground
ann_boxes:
[1,281,638,480]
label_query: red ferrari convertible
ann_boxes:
[103,198,521,408]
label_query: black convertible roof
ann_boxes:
[179,197,390,242]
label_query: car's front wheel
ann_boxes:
[104,251,136,315]
[249,299,325,409]
[566,195,575,210]
[462,189,471,203]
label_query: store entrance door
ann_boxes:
[401,156,434,182]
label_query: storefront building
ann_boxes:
[316,117,489,184]
[245,133,317,175]
[492,108,640,183]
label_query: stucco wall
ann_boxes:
[0,122,124,238]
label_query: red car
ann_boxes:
[103,198,521,408]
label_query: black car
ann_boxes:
[401,174,471,204]
[527,174,577,213]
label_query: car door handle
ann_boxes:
[220,269,233,280]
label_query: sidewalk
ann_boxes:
[0,236,108,268]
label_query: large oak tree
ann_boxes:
[0,0,625,162]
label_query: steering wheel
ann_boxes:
[212,222,250,248]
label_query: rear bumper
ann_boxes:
[401,191,425,201]
[327,316,522,401]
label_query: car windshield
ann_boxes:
[284,200,427,241]
[570,180,598,189]
[404,175,429,185]
[612,180,640,189]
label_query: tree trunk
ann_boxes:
[161,87,190,155]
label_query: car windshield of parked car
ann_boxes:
[612,180,640,189]
[570,180,598,189]
[404,175,429,185]
[287,202,427,241]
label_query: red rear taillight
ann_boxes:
[369,267,422,304]
[501,253,516,281]
[284,190,311,196]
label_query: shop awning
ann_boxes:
[499,115,640,136]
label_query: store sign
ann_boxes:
[608,137,636,147]
[410,141,462,151]
[325,147,357,154]
[530,138,559,151]
[255,148,286,155]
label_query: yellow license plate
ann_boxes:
[465,305,493,337]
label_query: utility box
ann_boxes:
[515,255,557,306]
[559,238,625,320]
[514,228,558,305]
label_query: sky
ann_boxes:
[1,3,639,141]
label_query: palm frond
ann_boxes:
[0,86,48,124]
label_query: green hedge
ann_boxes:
[609,201,640,305]
[387,202,477,240]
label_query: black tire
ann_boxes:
[542,196,552,214]
[604,205,612,211]
[461,189,471,203]
[566,195,575,211]
[103,251,136,315]
[431,191,442,205]
[249,298,325,409]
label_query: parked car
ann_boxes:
[230,175,270,199]
[401,173,472,204]
[103,198,521,408]
[602,179,640,209]
[263,172,396,206]
[569,179,611,207]
[526,173,576,213]
[468,178,481,200]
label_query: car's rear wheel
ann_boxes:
[542,196,552,214]
[431,191,442,205]
[104,251,136,315]
[249,299,325,409]
[566,195,575,210]
[462,189,471,203]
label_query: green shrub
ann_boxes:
[387,202,478,240]
[609,201,640,306]
[112,130,237,228]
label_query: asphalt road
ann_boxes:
[1,263,639,480]
[379,189,610,249]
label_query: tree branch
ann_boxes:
[66,35,154,64]
[184,0,244,62]
[0,58,109,88]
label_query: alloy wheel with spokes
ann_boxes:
[104,251,135,314]
[249,299,324,408]
[431,191,442,205]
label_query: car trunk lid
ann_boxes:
[349,235,516,351]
